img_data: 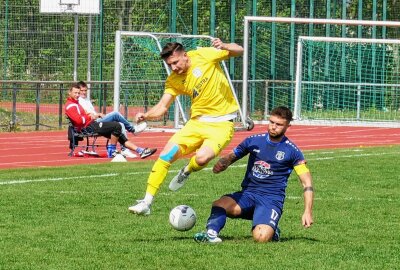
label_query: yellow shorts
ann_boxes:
[169,119,234,156]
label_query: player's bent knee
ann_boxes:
[252,225,274,243]
[212,199,224,208]
[194,155,213,166]
[195,146,215,166]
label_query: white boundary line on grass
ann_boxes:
[0,150,399,185]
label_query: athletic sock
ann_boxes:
[145,158,171,196]
[186,155,206,174]
[207,229,219,238]
[206,206,227,234]
[135,147,144,154]
[143,193,154,205]
[106,144,117,157]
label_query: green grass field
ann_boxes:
[1,145,399,269]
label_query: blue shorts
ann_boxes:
[226,190,283,231]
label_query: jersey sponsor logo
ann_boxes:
[252,160,273,179]
[192,67,202,78]
[275,151,285,160]
[192,76,209,99]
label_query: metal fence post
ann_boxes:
[35,83,40,130]
[123,85,128,118]
[59,83,63,129]
[11,83,17,130]
[264,80,269,120]
[102,83,107,114]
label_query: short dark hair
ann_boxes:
[69,83,81,91]
[270,106,293,123]
[160,42,185,60]
[77,81,87,88]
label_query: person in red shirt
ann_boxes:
[65,83,157,159]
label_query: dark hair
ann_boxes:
[270,106,293,123]
[160,42,185,60]
[77,81,87,88]
[69,83,81,91]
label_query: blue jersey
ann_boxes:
[233,133,306,202]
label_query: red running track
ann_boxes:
[0,125,399,170]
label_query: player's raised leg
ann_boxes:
[128,142,182,215]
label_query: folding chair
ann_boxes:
[66,116,108,157]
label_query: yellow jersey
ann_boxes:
[164,47,239,119]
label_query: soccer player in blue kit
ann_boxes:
[194,106,314,243]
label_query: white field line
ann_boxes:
[0,151,399,186]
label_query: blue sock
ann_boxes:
[106,144,117,158]
[206,206,227,234]
[135,147,144,154]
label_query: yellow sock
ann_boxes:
[186,155,206,173]
[146,158,171,196]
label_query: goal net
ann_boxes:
[242,16,400,127]
[113,32,249,130]
[295,36,400,125]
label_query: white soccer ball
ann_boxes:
[169,205,197,231]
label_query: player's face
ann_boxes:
[79,87,88,98]
[268,115,290,140]
[166,51,189,74]
[69,87,80,100]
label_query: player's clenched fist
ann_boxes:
[135,112,146,123]
[212,38,224,50]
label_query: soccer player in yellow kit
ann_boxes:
[129,38,244,215]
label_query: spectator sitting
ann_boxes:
[77,81,146,135]
[65,83,157,159]
[77,81,146,158]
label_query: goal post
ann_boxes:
[113,31,251,130]
[242,16,400,126]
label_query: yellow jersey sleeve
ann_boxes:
[164,47,238,118]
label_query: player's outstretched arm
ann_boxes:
[135,93,174,123]
[298,171,314,228]
[212,38,243,57]
[213,151,239,174]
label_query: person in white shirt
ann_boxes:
[77,81,147,158]
[77,81,145,134]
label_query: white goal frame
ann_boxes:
[294,36,400,122]
[242,16,400,125]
